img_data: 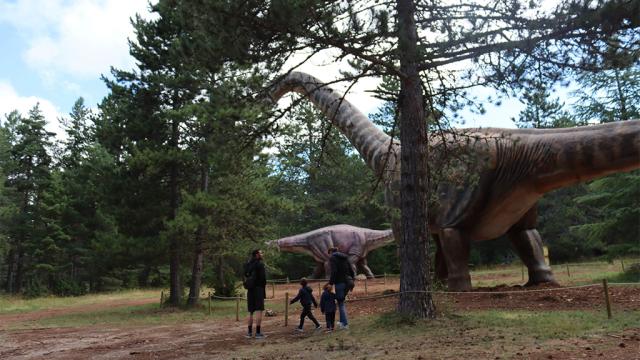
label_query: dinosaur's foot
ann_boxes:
[524,269,558,287]
[447,275,472,292]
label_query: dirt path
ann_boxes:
[1,284,639,359]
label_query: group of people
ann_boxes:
[243,247,355,339]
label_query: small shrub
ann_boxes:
[99,276,124,292]
[52,278,87,296]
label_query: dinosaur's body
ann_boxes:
[266,225,394,278]
[270,71,640,291]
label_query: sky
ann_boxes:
[0,0,520,138]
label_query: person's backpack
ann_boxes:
[243,262,256,290]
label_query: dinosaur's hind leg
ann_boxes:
[507,207,557,286]
[439,228,472,291]
[433,234,448,283]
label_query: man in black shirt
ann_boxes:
[244,249,267,339]
[328,247,355,329]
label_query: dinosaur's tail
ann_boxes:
[366,229,395,251]
[269,72,397,175]
[529,120,640,192]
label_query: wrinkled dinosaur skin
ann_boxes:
[270,71,640,291]
[266,225,394,279]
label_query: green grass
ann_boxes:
[463,309,640,340]
[228,308,640,359]
[0,289,160,315]
[7,295,289,330]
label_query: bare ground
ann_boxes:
[1,281,638,359]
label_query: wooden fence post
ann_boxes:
[284,292,289,326]
[566,264,571,278]
[235,298,240,322]
[208,292,212,315]
[621,259,625,272]
[602,279,612,319]
[160,290,164,309]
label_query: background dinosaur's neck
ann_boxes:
[270,72,395,175]
[533,120,640,193]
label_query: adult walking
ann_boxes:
[328,247,355,329]
[244,249,267,339]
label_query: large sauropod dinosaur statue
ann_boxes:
[266,225,394,279]
[269,71,640,291]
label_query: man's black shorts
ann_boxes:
[247,286,265,313]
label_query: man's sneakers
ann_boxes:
[254,333,266,339]
[294,327,304,333]
[314,325,322,332]
[244,332,253,339]
[337,322,349,330]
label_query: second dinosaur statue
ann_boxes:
[266,225,394,279]
[269,71,640,291]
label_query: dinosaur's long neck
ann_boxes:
[532,120,640,192]
[276,234,310,253]
[270,72,396,175]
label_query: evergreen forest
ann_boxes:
[0,1,637,308]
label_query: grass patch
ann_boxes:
[463,309,640,340]
[8,297,288,330]
[0,289,159,315]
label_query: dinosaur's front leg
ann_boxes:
[507,206,556,286]
[357,258,375,278]
[310,262,325,279]
[507,229,556,286]
[439,228,472,291]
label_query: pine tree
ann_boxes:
[3,105,55,294]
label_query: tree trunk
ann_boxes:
[4,249,16,293]
[14,249,24,294]
[187,166,210,307]
[168,117,181,306]
[395,0,436,319]
[614,69,629,121]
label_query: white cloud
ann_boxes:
[1,0,154,79]
[0,80,64,136]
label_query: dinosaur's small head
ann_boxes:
[265,239,281,252]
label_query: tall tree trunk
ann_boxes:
[395,0,436,319]
[168,118,181,306]
[187,165,210,307]
[614,69,629,121]
[14,249,24,294]
[4,249,16,293]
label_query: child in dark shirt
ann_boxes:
[289,278,321,332]
[320,283,337,332]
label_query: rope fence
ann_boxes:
[160,279,638,323]
[265,258,634,285]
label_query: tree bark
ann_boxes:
[169,117,181,306]
[187,165,210,307]
[4,249,16,293]
[395,0,436,319]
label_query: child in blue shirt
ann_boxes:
[290,278,321,332]
[320,283,337,332]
